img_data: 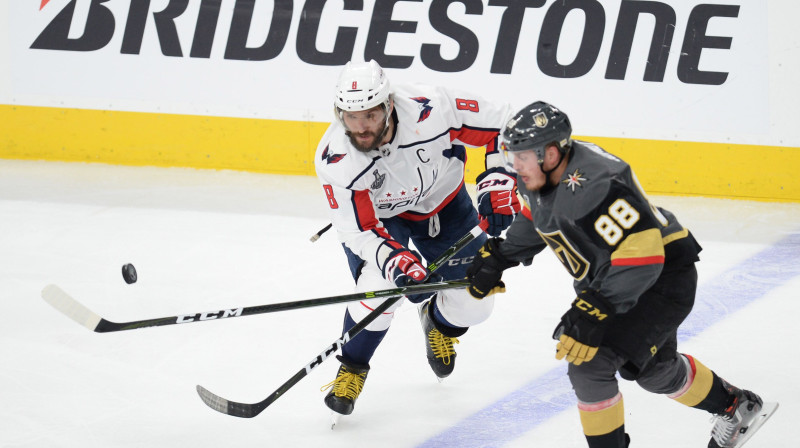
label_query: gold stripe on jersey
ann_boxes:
[578,393,625,436]
[610,228,665,266]
[662,227,689,245]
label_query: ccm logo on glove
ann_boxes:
[475,167,521,237]
[553,289,615,365]
[573,297,609,321]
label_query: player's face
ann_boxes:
[508,149,547,191]
[508,145,560,191]
[343,106,388,152]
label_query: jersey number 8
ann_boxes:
[323,184,339,209]
[594,199,640,245]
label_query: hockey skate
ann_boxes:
[418,300,459,380]
[708,382,779,448]
[322,356,369,428]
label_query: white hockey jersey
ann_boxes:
[315,83,512,271]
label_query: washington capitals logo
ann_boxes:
[321,146,346,164]
[411,97,433,123]
[562,169,588,192]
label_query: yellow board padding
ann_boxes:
[2,104,799,202]
[583,135,800,202]
[2,104,329,176]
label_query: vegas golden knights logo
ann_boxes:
[533,112,548,128]
[537,230,590,280]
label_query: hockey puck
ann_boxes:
[122,263,138,284]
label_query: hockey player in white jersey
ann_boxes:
[315,60,519,419]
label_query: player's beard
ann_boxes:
[346,121,388,153]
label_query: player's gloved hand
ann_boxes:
[383,248,439,303]
[553,289,615,365]
[404,272,444,303]
[465,237,518,299]
[475,167,521,237]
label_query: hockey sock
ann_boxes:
[668,354,728,412]
[579,393,629,448]
[431,299,469,338]
[692,372,735,415]
[339,310,388,365]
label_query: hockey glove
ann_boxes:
[383,248,438,302]
[465,237,518,299]
[475,167,522,237]
[553,289,615,366]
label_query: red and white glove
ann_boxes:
[475,167,521,237]
[383,248,430,285]
[383,249,441,303]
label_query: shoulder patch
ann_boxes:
[562,168,588,192]
[410,97,433,123]
[321,146,347,164]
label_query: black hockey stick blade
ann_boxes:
[196,295,402,418]
[195,225,484,417]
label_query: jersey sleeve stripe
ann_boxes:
[611,255,666,266]
[610,228,665,266]
[449,125,501,147]
[484,136,499,155]
[352,189,379,231]
[662,227,689,245]
[521,205,533,220]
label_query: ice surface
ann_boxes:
[1,159,796,447]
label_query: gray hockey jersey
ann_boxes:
[501,140,701,313]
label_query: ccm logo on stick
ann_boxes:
[176,308,244,323]
[305,334,351,374]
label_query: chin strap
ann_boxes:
[538,145,571,190]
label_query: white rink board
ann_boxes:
[2,0,797,147]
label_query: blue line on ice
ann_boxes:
[417,232,800,448]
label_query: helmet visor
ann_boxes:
[501,146,540,174]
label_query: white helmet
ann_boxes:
[334,60,392,114]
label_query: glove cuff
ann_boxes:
[382,248,420,276]
[475,166,517,184]
[572,289,615,323]
[484,237,519,271]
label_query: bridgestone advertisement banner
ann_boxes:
[1,0,788,146]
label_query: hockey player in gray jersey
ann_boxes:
[465,101,777,448]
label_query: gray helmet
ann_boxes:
[502,101,572,164]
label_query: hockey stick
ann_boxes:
[309,223,332,242]
[41,280,470,333]
[196,225,484,418]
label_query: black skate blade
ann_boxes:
[734,401,779,448]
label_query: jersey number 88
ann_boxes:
[594,199,640,245]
